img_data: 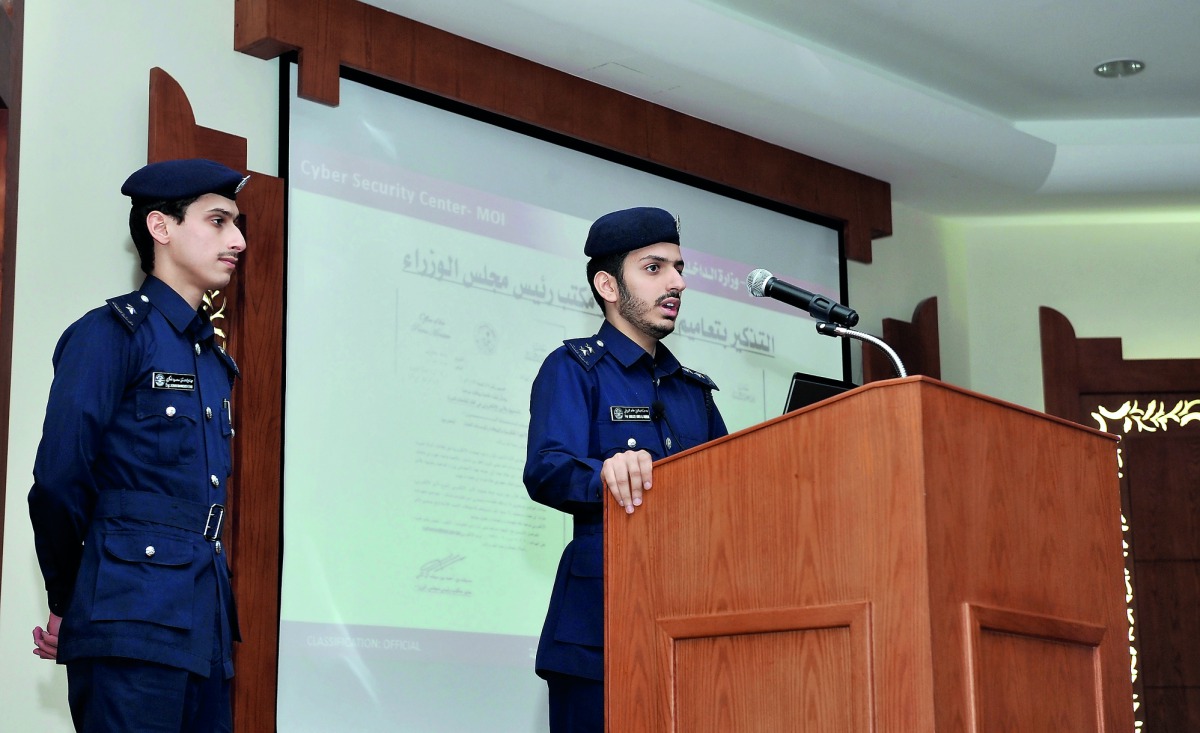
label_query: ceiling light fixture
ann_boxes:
[1094,59,1145,78]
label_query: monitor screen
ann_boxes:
[783,372,856,413]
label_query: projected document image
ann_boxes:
[285,192,565,634]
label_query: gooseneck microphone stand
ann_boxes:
[815,322,908,378]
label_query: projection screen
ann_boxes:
[277,67,848,732]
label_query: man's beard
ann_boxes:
[617,283,678,341]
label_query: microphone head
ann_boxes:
[650,400,666,420]
[746,268,774,297]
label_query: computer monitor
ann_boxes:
[783,372,856,414]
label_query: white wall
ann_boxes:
[846,202,972,387]
[0,1,278,729]
[849,203,1200,410]
[849,206,1200,410]
[957,212,1200,408]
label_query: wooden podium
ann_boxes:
[605,377,1132,732]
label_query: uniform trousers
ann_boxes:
[546,672,603,733]
[67,656,231,733]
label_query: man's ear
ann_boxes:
[146,211,171,246]
[593,270,620,305]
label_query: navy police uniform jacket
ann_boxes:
[28,276,241,678]
[523,320,728,681]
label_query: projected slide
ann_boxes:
[277,70,845,732]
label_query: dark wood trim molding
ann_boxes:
[145,68,285,733]
[1038,307,1082,420]
[863,296,940,383]
[234,0,892,263]
[1040,307,1200,420]
[0,0,25,592]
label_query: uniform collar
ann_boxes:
[139,276,209,338]
[597,320,681,375]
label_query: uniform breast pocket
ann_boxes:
[92,531,195,630]
[135,389,200,466]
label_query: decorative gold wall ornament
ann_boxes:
[203,289,228,348]
[1092,398,1200,434]
[1085,399,1200,732]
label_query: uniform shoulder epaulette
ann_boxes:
[681,366,719,390]
[562,336,608,371]
[215,343,241,380]
[106,291,151,332]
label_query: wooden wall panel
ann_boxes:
[233,0,892,263]
[1041,306,1200,731]
[1142,689,1200,732]
[0,0,23,588]
[863,296,940,383]
[1135,561,1200,687]
[1125,433,1200,559]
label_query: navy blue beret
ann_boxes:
[584,207,680,258]
[121,158,249,203]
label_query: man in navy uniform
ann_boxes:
[524,207,728,732]
[29,158,249,732]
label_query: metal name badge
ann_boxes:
[152,372,197,391]
[610,406,652,422]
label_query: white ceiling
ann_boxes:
[366,0,1200,216]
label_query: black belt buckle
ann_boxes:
[204,504,225,542]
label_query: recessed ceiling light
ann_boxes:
[1094,59,1145,78]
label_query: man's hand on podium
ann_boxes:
[602,450,654,515]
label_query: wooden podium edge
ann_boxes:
[656,377,1119,473]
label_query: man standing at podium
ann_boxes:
[524,206,728,732]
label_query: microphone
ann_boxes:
[650,400,666,422]
[746,268,859,327]
[650,400,678,453]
